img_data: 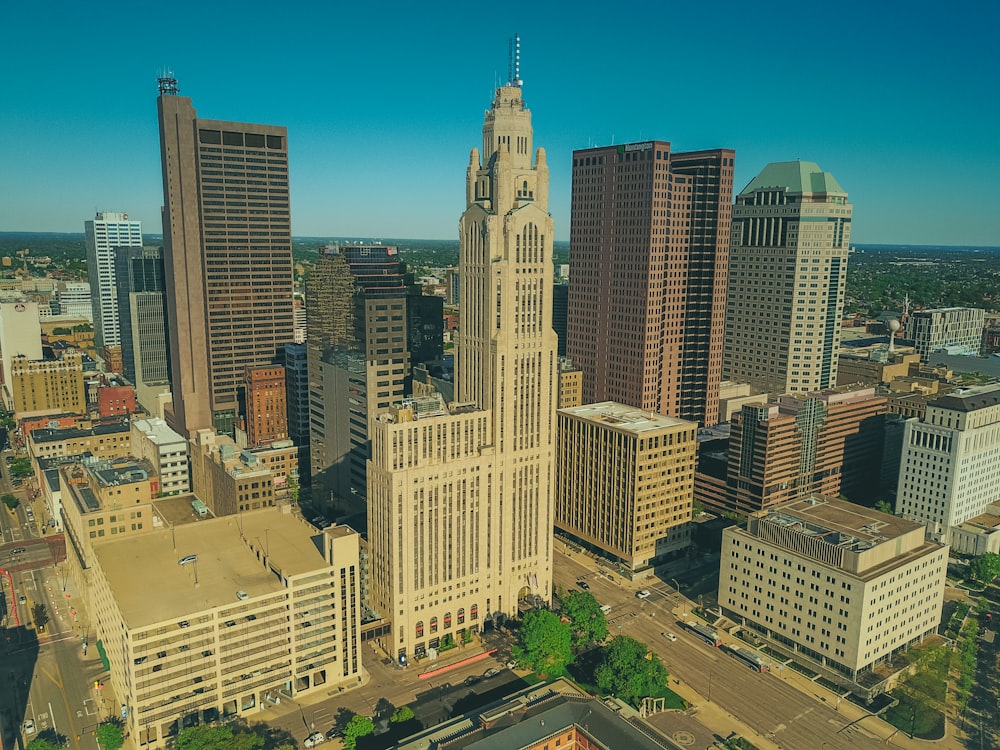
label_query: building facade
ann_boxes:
[567,142,734,426]
[0,300,43,404]
[895,384,1000,543]
[907,307,985,358]
[243,364,287,447]
[131,416,191,496]
[719,496,947,684]
[157,75,295,438]
[114,245,170,391]
[9,350,87,416]
[367,65,557,663]
[88,509,361,747]
[724,161,851,395]
[722,385,887,516]
[555,402,696,571]
[84,211,143,349]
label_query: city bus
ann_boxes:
[683,621,722,647]
[727,645,769,672]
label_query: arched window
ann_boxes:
[415,621,424,638]
[457,608,465,625]
[430,617,438,634]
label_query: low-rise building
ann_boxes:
[950,502,1000,556]
[719,496,947,685]
[28,419,132,462]
[189,430,295,516]
[88,507,362,747]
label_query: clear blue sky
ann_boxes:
[2,0,998,246]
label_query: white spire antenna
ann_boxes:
[508,34,523,87]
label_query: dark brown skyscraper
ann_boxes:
[157,74,295,438]
[566,141,734,426]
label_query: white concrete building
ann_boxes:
[84,211,143,349]
[0,300,43,408]
[131,416,190,495]
[908,307,985,358]
[719,496,947,683]
[58,281,94,319]
[895,384,1000,543]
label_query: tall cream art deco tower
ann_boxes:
[368,39,558,663]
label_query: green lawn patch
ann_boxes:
[882,693,945,740]
[787,661,819,679]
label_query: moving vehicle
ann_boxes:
[683,621,722,647]
[636,589,651,599]
[23,719,35,735]
[727,645,769,672]
[484,668,500,678]
[599,604,612,614]
[577,580,590,590]
[661,631,677,641]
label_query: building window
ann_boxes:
[415,621,423,638]
[430,617,438,634]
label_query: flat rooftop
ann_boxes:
[92,506,336,629]
[753,496,921,547]
[932,384,1000,413]
[559,401,695,434]
[31,420,130,443]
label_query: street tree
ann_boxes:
[341,715,375,750]
[873,499,894,515]
[2,493,18,510]
[391,705,415,723]
[594,635,669,705]
[560,590,608,646]
[175,725,264,750]
[969,552,1000,583]
[512,609,573,676]
[26,739,65,750]
[95,722,124,750]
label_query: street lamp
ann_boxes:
[671,579,680,595]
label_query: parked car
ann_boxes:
[484,668,500,678]
[304,731,326,747]
[600,604,612,614]
[464,675,481,686]
[24,719,36,735]
[636,589,651,599]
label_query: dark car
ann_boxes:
[577,580,590,590]
[464,675,481,686]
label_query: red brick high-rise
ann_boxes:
[566,142,734,426]
[244,365,287,448]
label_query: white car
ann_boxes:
[24,719,36,735]
[304,731,326,748]
[599,604,612,614]
[636,589,651,599]
[661,631,677,641]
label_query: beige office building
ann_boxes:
[724,161,851,395]
[9,350,87,417]
[719,496,947,684]
[555,402,696,572]
[89,507,361,747]
[131,417,190,495]
[368,69,557,663]
[28,419,133,462]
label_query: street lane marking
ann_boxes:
[41,665,64,690]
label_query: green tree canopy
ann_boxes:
[512,609,573,677]
[594,635,669,705]
[342,714,375,750]
[873,499,894,515]
[969,552,1000,583]
[560,590,608,646]
[2,493,18,510]
[26,739,65,750]
[175,725,264,750]
[391,705,415,723]
[95,722,124,750]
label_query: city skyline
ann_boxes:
[2,1,998,246]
